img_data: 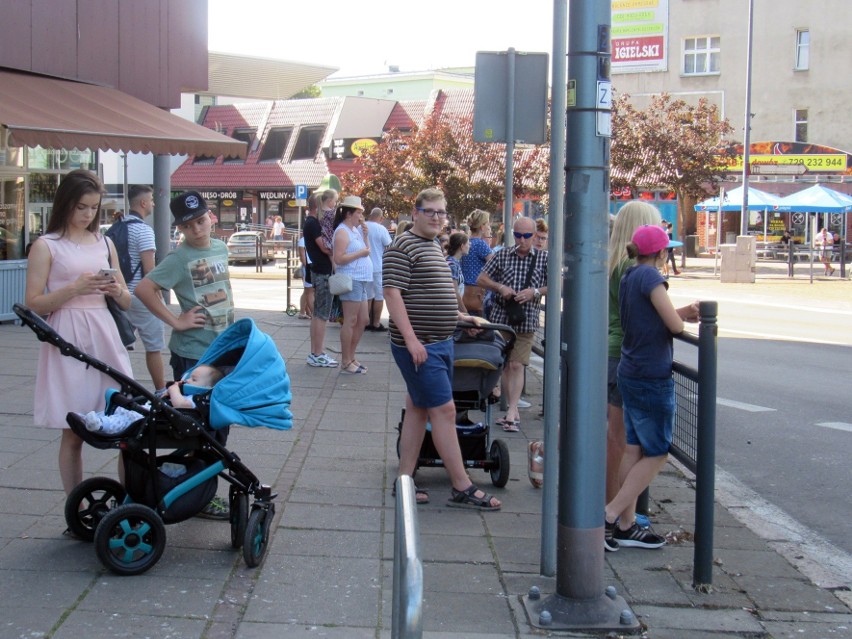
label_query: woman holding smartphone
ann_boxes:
[25,169,133,501]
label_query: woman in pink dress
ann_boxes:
[25,169,133,496]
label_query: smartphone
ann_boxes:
[98,268,117,278]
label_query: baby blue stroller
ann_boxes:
[14,304,292,575]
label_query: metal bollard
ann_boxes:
[392,475,423,639]
[693,301,718,588]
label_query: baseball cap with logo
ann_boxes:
[631,224,682,256]
[170,191,209,225]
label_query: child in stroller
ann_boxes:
[14,304,292,576]
[80,365,224,434]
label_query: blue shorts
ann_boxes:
[391,338,454,409]
[339,279,370,302]
[617,373,674,457]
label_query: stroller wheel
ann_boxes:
[243,505,274,568]
[489,439,511,488]
[286,305,298,317]
[94,504,166,576]
[229,488,249,549]
[65,477,127,542]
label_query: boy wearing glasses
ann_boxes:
[477,217,548,431]
[384,187,501,511]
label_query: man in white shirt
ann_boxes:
[365,207,392,331]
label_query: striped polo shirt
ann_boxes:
[383,231,458,346]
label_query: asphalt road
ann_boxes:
[669,281,852,557]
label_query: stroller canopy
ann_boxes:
[192,318,293,431]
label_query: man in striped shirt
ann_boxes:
[384,187,501,511]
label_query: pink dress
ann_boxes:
[33,234,133,428]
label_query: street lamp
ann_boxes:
[740,0,755,235]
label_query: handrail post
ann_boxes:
[693,301,718,588]
[285,249,292,311]
[392,475,423,639]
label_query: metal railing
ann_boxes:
[392,475,423,639]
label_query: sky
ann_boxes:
[208,0,560,78]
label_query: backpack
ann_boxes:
[104,216,145,283]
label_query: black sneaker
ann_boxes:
[604,518,619,552]
[613,522,666,549]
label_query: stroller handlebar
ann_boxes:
[456,319,517,349]
[14,303,159,405]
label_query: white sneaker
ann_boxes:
[517,398,532,409]
[307,352,339,367]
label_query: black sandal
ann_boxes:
[391,481,430,504]
[447,484,501,511]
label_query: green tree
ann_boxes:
[341,112,549,225]
[611,93,736,238]
[291,85,321,99]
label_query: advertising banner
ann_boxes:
[611,0,669,74]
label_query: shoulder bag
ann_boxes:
[502,251,538,327]
[103,238,137,347]
[328,272,353,296]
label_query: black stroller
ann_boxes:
[397,321,515,488]
[14,304,293,575]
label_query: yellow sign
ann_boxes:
[567,80,576,107]
[350,138,378,157]
[719,153,847,172]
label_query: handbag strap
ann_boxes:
[521,249,538,291]
[103,236,112,268]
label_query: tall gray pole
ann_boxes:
[504,48,516,248]
[524,0,637,630]
[740,0,755,235]
[540,0,568,578]
[153,155,172,262]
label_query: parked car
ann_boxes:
[227,231,275,264]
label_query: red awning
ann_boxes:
[0,69,245,158]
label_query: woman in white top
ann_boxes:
[333,196,372,374]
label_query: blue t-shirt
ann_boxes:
[459,237,491,285]
[618,264,672,379]
[446,255,465,296]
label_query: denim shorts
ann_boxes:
[339,279,370,303]
[391,338,454,409]
[617,373,674,457]
[607,356,622,407]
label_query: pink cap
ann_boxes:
[631,224,671,255]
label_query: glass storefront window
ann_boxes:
[0,175,26,260]
[28,146,95,171]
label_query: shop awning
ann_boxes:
[0,70,245,158]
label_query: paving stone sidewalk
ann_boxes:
[0,304,849,638]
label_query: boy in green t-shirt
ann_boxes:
[135,191,234,520]
[136,191,234,381]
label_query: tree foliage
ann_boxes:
[340,112,549,225]
[292,85,322,99]
[611,93,736,235]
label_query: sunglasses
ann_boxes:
[416,207,449,218]
[513,231,534,239]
